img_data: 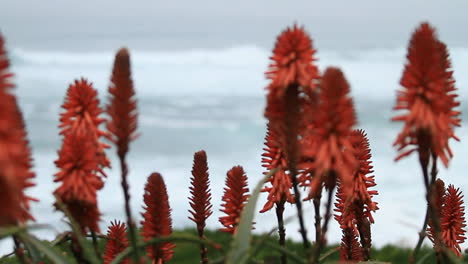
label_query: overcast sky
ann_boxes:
[1,0,468,51]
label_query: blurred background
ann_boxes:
[1,0,468,253]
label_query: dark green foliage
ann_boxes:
[0,229,449,263]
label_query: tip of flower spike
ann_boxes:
[266,24,318,98]
[321,67,351,95]
[103,220,129,264]
[116,47,130,59]
[416,22,436,34]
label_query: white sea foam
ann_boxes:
[10,46,468,102]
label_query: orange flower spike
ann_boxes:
[334,130,378,261]
[0,34,36,226]
[188,151,212,264]
[54,130,104,205]
[335,187,364,261]
[59,78,110,174]
[141,173,175,263]
[266,24,319,99]
[264,25,319,137]
[260,124,295,213]
[54,79,105,233]
[440,185,466,257]
[393,23,460,167]
[219,166,250,234]
[103,221,129,264]
[348,130,379,222]
[106,48,138,158]
[306,67,357,199]
[188,150,213,235]
[60,79,107,136]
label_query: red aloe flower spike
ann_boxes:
[188,150,212,264]
[346,129,379,224]
[305,67,357,200]
[393,22,460,167]
[59,78,110,176]
[260,124,295,213]
[141,173,175,263]
[335,185,364,261]
[107,48,138,158]
[188,150,212,233]
[339,228,364,262]
[333,130,378,260]
[265,24,319,99]
[0,34,37,226]
[103,221,129,264]
[54,130,103,232]
[219,166,250,234]
[440,185,466,257]
[264,25,320,168]
[264,24,319,250]
[107,47,140,262]
[334,186,364,262]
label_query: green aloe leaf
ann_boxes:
[264,241,306,263]
[0,224,47,240]
[17,232,69,264]
[319,246,339,262]
[415,250,434,264]
[110,234,222,264]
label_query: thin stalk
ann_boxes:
[13,235,28,264]
[357,215,371,260]
[275,200,287,264]
[91,231,101,261]
[312,184,335,264]
[420,155,444,263]
[430,153,437,184]
[119,155,140,263]
[313,189,322,247]
[197,229,208,264]
[411,149,439,263]
[284,84,310,250]
[321,187,335,248]
[428,155,447,264]
[410,209,430,263]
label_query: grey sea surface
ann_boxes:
[2,45,468,253]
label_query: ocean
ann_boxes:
[3,45,468,253]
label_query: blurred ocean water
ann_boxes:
[3,45,468,251]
